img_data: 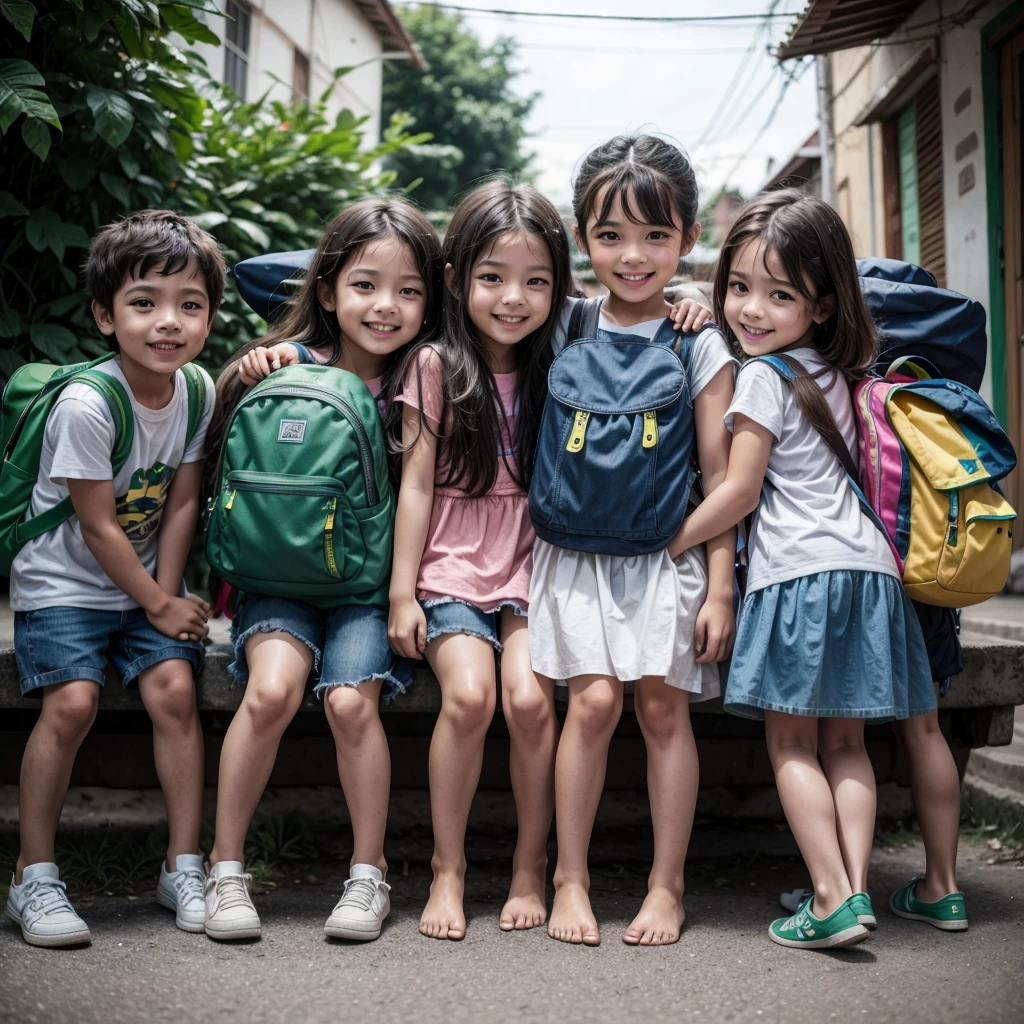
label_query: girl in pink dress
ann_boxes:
[388,180,572,941]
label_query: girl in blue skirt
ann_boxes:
[667,189,935,950]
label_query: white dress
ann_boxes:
[527,307,735,696]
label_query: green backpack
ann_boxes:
[0,352,206,575]
[205,363,394,606]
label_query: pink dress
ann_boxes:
[395,347,533,613]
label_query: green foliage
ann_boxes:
[382,3,537,210]
[175,72,430,372]
[0,0,212,374]
[0,3,432,377]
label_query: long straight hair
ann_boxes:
[713,188,878,442]
[204,197,443,494]
[390,179,572,497]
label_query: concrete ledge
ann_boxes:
[2,636,1023,715]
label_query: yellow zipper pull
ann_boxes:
[642,411,658,448]
[566,410,590,452]
[224,489,236,510]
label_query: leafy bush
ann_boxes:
[0,0,214,376]
[0,1,432,378]
[175,75,429,372]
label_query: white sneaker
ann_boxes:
[156,853,206,933]
[324,864,391,941]
[5,863,92,947]
[204,861,261,941]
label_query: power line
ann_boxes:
[392,2,798,24]
[514,41,754,55]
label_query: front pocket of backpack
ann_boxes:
[217,471,352,585]
[937,487,1016,598]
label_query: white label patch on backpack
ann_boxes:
[277,419,306,443]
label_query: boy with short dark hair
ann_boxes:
[5,210,224,946]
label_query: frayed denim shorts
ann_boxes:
[421,598,527,652]
[14,605,204,697]
[230,594,413,703]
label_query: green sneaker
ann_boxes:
[888,876,968,931]
[780,889,876,930]
[769,896,870,950]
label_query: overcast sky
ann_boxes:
[394,1,819,207]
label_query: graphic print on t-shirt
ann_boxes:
[116,462,173,540]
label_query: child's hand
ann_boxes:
[238,343,300,386]
[669,298,713,333]
[388,597,427,659]
[693,595,734,664]
[147,593,210,642]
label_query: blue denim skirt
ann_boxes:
[724,570,936,722]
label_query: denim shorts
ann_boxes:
[229,594,413,703]
[14,606,205,698]
[422,598,527,652]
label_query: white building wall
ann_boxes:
[190,0,386,144]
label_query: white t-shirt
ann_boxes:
[553,296,734,396]
[10,358,215,611]
[725,347,897,593]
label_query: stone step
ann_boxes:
[966,745,1024,792]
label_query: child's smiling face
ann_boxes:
[578,189,698,313]
[92,261,211,377]
[317,235,427,369]
[723,237,834,357]
[452,229,554,370]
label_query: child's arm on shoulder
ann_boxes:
[237,342,303,386]
[690,364,736,664]
[668,297,714,333]
[668,414,773,559]
[67,476,209,641]
[388,401,437,659]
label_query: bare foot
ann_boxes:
[420,869,466,940]
[623,886,685,945]
[500,867,547,931]
[548,881,600,945]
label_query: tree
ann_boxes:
[382,4,537,210]
[0,2,430,376]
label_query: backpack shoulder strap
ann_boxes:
[567,296,603,344]
[15,370,135,544]
[181,363,208,452]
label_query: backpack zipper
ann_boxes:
[947,491,959,547]
[228,384,378,506]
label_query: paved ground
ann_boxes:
[0,830,1021,1024]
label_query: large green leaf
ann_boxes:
[30,322,78,360]
[190,211,229,230]
[0,347,26,378]
[85,87,134,148]
[232,218,271,250]
[99,171,131,206]
[0,191,29,217]
[0,58,61,134]
[0,308,26,337]
[25,209,89,260]
[160,4,219,45]
[1,0,36,41]
[21,116,50,161]
[57,158,97,191]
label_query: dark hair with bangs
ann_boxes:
[391,178,572,497]
[573,134,699,246]
[204,196,442,497]
[713,188,878,440]
[85,209,227,317]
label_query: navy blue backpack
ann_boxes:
[529,297,699,555]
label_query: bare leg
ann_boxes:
[499,610,557,931]
[209,633,312,865]
[17,681,99,879]
[548,674,623,946]
[818,717,876,895]
[893,710,960,900]
[138,660,204,867]
[624,676,697,945]
[323,680,389,873]
[764,711,853,918]
[420,633,497,940]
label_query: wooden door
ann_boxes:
[1000,30,1024,542]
